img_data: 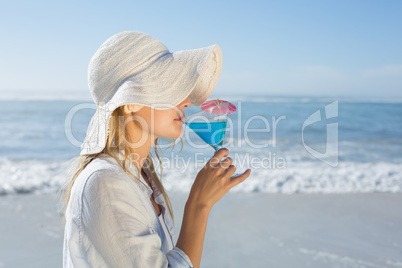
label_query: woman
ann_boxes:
[61,31,251,268]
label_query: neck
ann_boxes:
[125,133,157,173]
[123,118,158,173]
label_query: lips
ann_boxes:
[174,117,184,123]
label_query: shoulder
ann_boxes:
[82,154,139,192]
[87,153,124,174]
[76,155,153,225]
[71,154,142,201]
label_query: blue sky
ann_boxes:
[0,0,401,99]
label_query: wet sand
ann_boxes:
[1,192,401,268]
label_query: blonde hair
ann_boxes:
[59,106,183,224]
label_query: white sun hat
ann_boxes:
[80,31,222,155]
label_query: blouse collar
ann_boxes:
[120,152,165,204]
[114,151,175,237]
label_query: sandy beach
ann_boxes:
[1,192,401,268]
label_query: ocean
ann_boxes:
[1,96,401,195]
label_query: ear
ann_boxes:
[123,104,144,114]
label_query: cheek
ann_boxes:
[153,113,183,138]
[154,117,170,129]
[153,113,172,130]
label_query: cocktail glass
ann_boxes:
[184,102,228,151]
[184,102,242,176]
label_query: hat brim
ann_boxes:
[172,44,223,107]
[80,44,222,155]
[106,44,222,109]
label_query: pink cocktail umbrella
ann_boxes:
[201,98,237,114]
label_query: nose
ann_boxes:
[180,97,192,108]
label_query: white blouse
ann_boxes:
[158,213,174,251]
[142,169,174,251]
[63,153,194,267]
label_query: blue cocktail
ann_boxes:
[184,102,229,151]
[184,101,243,177]
[185,121,227,151]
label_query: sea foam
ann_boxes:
[1,157,400,195]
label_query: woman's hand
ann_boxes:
[187,148,251,209]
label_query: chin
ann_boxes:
[162,129,183,139]
[174,124,185,138]
[172,130,184,139]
